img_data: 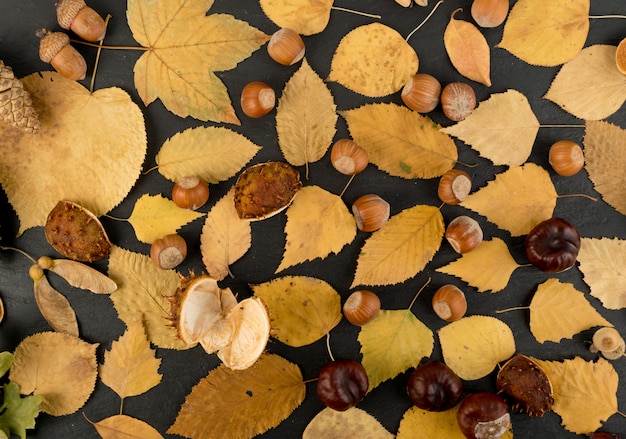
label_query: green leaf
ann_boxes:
[0,353,13,378]
[0,382,42,439]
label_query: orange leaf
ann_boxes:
[91,414,163,439]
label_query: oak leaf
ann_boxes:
[303,407,393,439]
[328,23,418,97]
[43,258,117,294]
[341,103,457,178]
[578,237,626,310]
[259,0,332,35]
[0,382,41,439]
[90,415,163,439]
[32,275,79,337]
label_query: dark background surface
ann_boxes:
[0,0,625,437]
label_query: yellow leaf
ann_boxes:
[259,0,333,35]
[100,319,163,399]
[156,126,262,183]
[534,357,618,434]
[127,194,204,244]
[45,259,117,294]
[91,415,163,439]
[328,23,418,97]
[127,0,269,123]
[278,186,356,272]
[436,238,521,293]
[9,332,98,416]
[497,0,590,66]
[252,276,342,347]
[439,315,515,380]
[359,309,434,390]
[529,279,612,343]
[578,237,626,310]
[0,72,146,234]
[441,90,539,167]
[276,59,337,172]
[444,9,491,86]
[303,407,394,439]
[168,354,305,439]
[460,163,557,236]
[352,205,444,288]
[341,103,457,178]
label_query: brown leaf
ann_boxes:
[91,414,163,439]
[43,258,117,294]
[33,274,79,337]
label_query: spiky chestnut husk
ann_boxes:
[496,354,554,416]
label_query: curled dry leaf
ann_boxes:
[259,0,333,35]
[303,407,394,439]
[38,256,117,294]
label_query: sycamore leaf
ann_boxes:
[497,0,590,66]
[0,72,146,234]
[529,279,612,343]
[32,275,79,337]
[341,103,457,178]
[252,276,342,347]
[9,332,97,416]
[359,309,434,390]
[461,163,557,236]
[45,259,117,294]
[328,23,418,97]
[276,59,337,172]
[303,407,393,439]
[578,238,626,310]
[127,194,204,244]
[168,354,305,439]
[127,0,269,123]
[278,186,356,272]
[439,315,515,380]
[534,357,618,434]
[441,90,539,167]
[259,0,333,35]
[436,238,522,293]
[90,415,163,439]
[352,205,444,288]
[100,319,163,399]
[0,382,41,439]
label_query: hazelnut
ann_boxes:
[343,290,381,326]
[548,140,584,176]
[330,139,369,175]
[471,0,509,28]
[56,0,106,42]
[441,82,477,122]
[432,284,467,322]
[438,169,472,205]
[241,82,275,118]
[37,29,87,81]
[172,176,209,210]
[445,216,483,254]
[150,234,187,270]
[267,28,305,66]
[352,194,390,232]
[616,37,626,75]
[401,73,441,113]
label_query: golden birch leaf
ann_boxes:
[276,59,337,171]
[168,354,305,439]
[496,0,590,66]
[127,0,269,123]
[352,205,444,288]
[99,319,163,399]
[9,332,98,416]
[278,186,356,272]
[91,415,163,439]
[441,90,539,167]
[252,276,342,347]
[438,315,515,380]
[578,237,626,310]
[127,194,204,244]
[544,46,626,121]
[359,309,434,390]
[436,238,522,293]
[108,246,188,350]
[460,163,557,236]
[303,407,394,439]
[43,258,117,294]
[529,279,612,343]
[32,275,79,337]
[444,9,491,86]
[534,357,618,434]
[0,72,146,234]
[341,103,457,178]
[328,23,418,97]
[259,0,332,35]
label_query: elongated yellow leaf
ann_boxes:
[341,103,457,178]
[441,90,539,167]
[46,259,117,294]
[304,407,393,439]
[92,415,163,439]
[578,238,626,310]
[259,0,333,35]
[33,276,79,337]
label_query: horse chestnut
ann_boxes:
[525,217,581,273]
[316,359,369,411]
[407,361,463,411]
[457,392,510,439]
[589,433,622,439]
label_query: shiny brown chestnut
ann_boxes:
[525,217,581,273]
[407,361,463,411]
[457,392,510,439]
[317,359,369,411]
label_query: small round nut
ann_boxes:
[352,194,390,232]
[241,82,275,118]
[548,140,584,177]
[445,216,483,254]
[56,0,106,42]
[432,284,467,322]
[471,0,509,28]
[172,176,209,210]
[37,29,87,81]
[616,37,626,75]
[441,82,476,122]
[150,234,187,270]
[330,139,369,175]
[401,73,441,113]
[343,290,381,326]
[267,28,305,66]
[438,169,472,205]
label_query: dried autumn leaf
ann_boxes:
[303,407,393,439]
[0,72,146,234]
[259,0,332,35]
[352,204,444,288]
[439,315,516,380]
[578,237,626,310]
[39,257,117,294]
[168,354,305,439]
[90,414,163,439]
[9,332,98,416]
[32,274,79,337]
[341,103,457,178]
[252,276,342,347]
[441,90,539,167]
[444,8,491,86]
[497,0,590,66]
[127,0,269,123]
[328,23,418,97]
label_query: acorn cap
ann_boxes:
[38,30,69,63]
[56,0,87,29]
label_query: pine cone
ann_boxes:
[0,60,40,134]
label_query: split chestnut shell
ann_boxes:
[496,354,554,416]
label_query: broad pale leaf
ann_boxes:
[168,354,305,439]
[352,205,444,288]
[460,163,557,236]
[46,259,117,294]
[0,382,41,439]
[359,309,434,390]
[9,332,97,416]
[91,415,163,439]
[497,0,590,66]
[303,407,393,439]
[328,23,418,97]
[252,276,342,347]
[436,238,521,293]
[259,0,333,35]
[278,186,356,272]
[341,103,457,178]
[0,72,146,234]
[33,276,79,336]
[441,90,539,167]
[578,238,626,310]
[439,315,515,380]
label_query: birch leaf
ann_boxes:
[259,0,333,35]
[91,415,163,439]
[43,258,117,294]
[441,90,539,167]
[578,238,626,310]
[303,407,393,439]
[341,103,457,179]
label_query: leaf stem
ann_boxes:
[104,214,128,222]
[331,6,381,19]
[557,193,598,202]
[589,15,626,19]
[70,39,148,51]
[0,246,36,263]
[89,15,111,93]
[539,124,585,129]
[406,0,445,42]
[339,174,356,198]
[326,332,334,362]
[496,306,529,313]
[143,165,159,175]
[408,277,431,310]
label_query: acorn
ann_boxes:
[37,29,87,81]
[56,0,107,42]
